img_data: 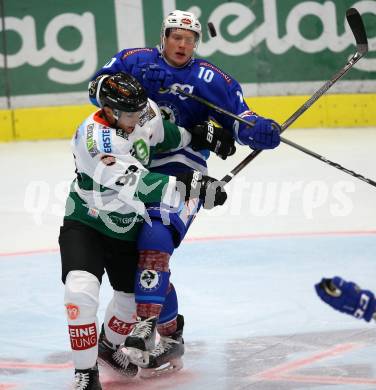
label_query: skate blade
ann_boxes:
[140,358,183,379]
[126,347,150,368]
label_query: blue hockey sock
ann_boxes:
[158,283,178,324]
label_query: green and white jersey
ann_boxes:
[65,98,192,241]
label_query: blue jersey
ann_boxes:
[91,47,255,174]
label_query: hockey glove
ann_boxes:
[132,63,173,92]
[315,276,376,322]
[238,115,281,150]
[189,121,236,160]
[176,171,227,210]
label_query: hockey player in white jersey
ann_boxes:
[59,72,230,389]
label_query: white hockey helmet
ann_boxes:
[160,10,202,51]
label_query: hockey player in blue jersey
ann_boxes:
[88,9,281,377]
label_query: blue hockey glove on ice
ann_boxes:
[132,63,173,92]
[238,115,281,150]
[315,276,376,322]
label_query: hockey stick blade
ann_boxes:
[346,8,368,55]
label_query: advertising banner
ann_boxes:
[0,0,375,108]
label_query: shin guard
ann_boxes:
[103,291,137,345]
[64,270,100,369]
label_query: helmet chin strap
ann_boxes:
[112,109,121,128]
[112,109,121,121]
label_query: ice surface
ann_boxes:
[1,127,376,389]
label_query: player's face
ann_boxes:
[164,29,196,66]
[117,111,141,133]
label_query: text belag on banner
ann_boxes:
[0,0,375,105]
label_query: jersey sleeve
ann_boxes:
[210,80,257,145]
[155,120,192,153]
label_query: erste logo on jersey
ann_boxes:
[100,129,112,153]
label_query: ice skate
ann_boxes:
[74,363,102,390]
[97,325,138,377]
[123,316,157,367]
[140,314,185,378]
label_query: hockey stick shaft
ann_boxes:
[174,86,255,128]
[219,49,365,184]
[282,137,376,187]
[176,50,371,186]
[175,9,372,186]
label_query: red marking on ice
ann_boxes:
[0,361,72,370]
[0,248,59,257]
[258,342,359,376]
[0,361,196,388]
[254,342,376,385]
[265,374,376,385]
[0,384,18,390]
[1,229,376,258]
[100,366,197,389]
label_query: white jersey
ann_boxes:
[65,99,192,240]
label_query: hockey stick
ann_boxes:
[177,84,376,188]
[224,7,368,183]
[176,8,370,185]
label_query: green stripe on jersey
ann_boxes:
[136,172,171,203]
[156,120,184,152]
